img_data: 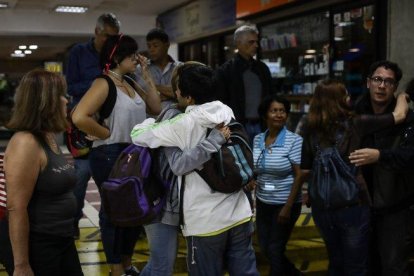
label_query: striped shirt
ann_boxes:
[253,127,303,204]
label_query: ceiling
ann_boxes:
[4,0,189,15]
[0,0,191,61]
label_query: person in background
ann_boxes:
[5,69,83,275]
[66,13,120,239]
[216,24,272,143]
[135,28,181,109]
[351,61,414,276]
[72,34,160,276]
[253,95,303,276]
[300,79,408,275]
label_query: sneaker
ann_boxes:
[123,265,140,276]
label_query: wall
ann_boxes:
[388,0,414,88]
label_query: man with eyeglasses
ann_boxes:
[216,25,272,144]
[65,13,120,240]
[353,60,414,276]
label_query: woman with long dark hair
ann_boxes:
[73,34,161,276]
[300,80,408,275]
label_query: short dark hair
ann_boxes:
[146,28,169,43]
[100,34,138,70]
[258,94,291,121]
[96,13,121,32]
[368,60,403,82]
[178,65,216,105]
[406,78,414,101]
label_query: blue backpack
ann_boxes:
[309,132,360,210]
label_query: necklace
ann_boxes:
[108,70,124,82]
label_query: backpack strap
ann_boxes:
[179,175,186,227]
[97,74,117,123]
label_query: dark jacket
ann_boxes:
[355,93,414,213]
[215,54,272,124]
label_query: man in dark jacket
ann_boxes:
[353,60,414,276]
[215,25,272,143]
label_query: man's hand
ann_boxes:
[216,123,231,140]
[349,148,380,166]
[244,179,257,192]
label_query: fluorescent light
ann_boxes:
[305,49,316,54]
[19,45,27,50]
[24,50,32,54]
[14,50,22,54]
[11,53,25,58]
[0,2,8,8]
[54,5,88,13]
[29,45,38,50]
[349,48,360,53]
[304,55,315,59]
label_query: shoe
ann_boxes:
[123,265,140,276]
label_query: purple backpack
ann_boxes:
[101,144,167,227]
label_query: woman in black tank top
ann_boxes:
[4,69,83,275]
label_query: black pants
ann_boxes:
[255,200,302,276]
[0,220,13,275]
[369,206,414,276]
[29,232,83,275]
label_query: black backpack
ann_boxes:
[195,121,254,193]
[309,132,360,210]
[65,74,134,157]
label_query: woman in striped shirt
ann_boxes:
[253,94,303,276]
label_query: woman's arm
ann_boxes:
[164,127,228,176]
[72,78,111,139]
[356,93,409,136]
[5,132,44,276]
[278,164,304,224]
[133,55,161,115]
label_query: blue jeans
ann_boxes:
[89,143,141,264]
[312,205,370,276]
[256,200,302,275]
[140,222,179,276]
[186,221,259,276]
[73,158,91,223]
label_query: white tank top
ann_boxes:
[93,87,146,147]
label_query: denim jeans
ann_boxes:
[140,222,179,276]
[186,221,259,276]
[312,205,370,276]
[255,200,302,276]
[73,158,91,223]
[89,143,141,264]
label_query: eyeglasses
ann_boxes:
[369,76,397,88]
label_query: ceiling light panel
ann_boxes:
[54,6,88,13]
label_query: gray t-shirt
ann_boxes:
[243,69,262,120]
